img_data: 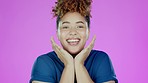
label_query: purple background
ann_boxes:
[0,0,148,83]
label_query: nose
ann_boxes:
[69,28,77,36]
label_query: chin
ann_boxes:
[68,50,80,55]
[62,42,85,56]
[66,47,83,56]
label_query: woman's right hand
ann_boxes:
[51,37,74,66]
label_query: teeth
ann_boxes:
[67,39,79,42]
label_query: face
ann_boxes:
[57,12,90,56]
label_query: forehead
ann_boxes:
[61,12,86,23]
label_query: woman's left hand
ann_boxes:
[75,35,96,65]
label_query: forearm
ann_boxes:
[103,81,115,83]
[75,63,94,83]
[32,81,48,83]
[60,64,75,83]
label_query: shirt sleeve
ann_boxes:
[95,52,118,83]
[30,55,56,83]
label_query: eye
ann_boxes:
[77,26,84,28]
[62,26,69,29]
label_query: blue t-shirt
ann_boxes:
[30,50,118,83]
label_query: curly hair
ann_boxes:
[52,0,92,18]
[52,0,92,29]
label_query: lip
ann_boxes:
[66,38,80,46]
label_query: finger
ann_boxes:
[91,35,96,48]
[50,37,61,55]
[50,36,70,54]
[50,37,66,60]
[87,35,96,49]
[52,43,63,59]
[50,36,55,48]
[80,35,96,57]
[91,35,96,45]
[51,36,56,46]
[85,35,96,54]
[51,37,60,50]
[51,38,68,54]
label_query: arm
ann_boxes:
[75,63,94,83]
[32,81,48,83]
[51,37,74,83]
[32,56,74,83]
[75,63,115,83]
[103,81,115,83]
[60,63,74,83]
[74,36,96,83]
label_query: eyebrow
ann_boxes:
[76,21,84,24]
[62,21,70,24]
[62,21,85,25]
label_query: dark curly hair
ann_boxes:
[52,0,92,29]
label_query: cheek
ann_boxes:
[59,31,68,40]
[79,31,87,40]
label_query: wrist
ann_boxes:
[74,61,84,68]
[65,61,74,67]
[74,59,84,66]
[64,64,75,72]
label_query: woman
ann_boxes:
[30,0,118,83]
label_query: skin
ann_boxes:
[57,12,90,56]
[32,12,115,83]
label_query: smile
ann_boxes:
[66,38,80,46]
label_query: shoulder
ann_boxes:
[33,51,59,70]
[85,50,110,70]
[35,51,63,69]
[90,50,108,55]
[88,50,118,83]
[30,51,58,82]
[37,51,56,59]
[86,50,112,70]
[36,51,58,63]
[89,50,110,61]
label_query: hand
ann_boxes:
[75,35,96,65]
[51,37,74,66]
